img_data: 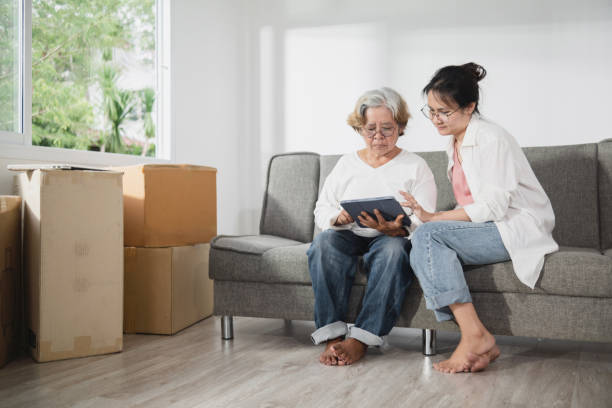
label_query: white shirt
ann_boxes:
[450,115,559,288]
[315,149,437,238]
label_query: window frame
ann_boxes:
[0,0,172,165]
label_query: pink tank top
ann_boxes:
[452,147,474,206]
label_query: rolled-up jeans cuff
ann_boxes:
[311,321,348,345]
[434,307,454,322]
[347,326,384,347]
[425,287,472,311]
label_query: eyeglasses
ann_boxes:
[360,124,396,139]
[420,105,459,122]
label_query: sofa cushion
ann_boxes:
[209,235,302,281]
[260,153,320,243]
[214,237,611,299]
[465,247,612,298]
[261,243,312,283]
[524,144,599,249]
[598,139,612,250]
[211,234,301,255]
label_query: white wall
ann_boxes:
[240,0,612,233]
[253,0,612,154]
[2,0,611,237]
[170,0,256,235]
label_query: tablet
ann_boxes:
[340,196,411,228]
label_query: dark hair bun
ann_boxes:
[462,62,486,82]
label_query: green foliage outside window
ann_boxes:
[31,0,157,156]
[0,0,20,133]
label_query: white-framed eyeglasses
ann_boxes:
[360,124,396,139]
[420,105,459,122]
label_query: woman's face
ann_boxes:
[426,91,474,137]
[361,106,399,156]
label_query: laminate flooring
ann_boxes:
[0,316,611,408]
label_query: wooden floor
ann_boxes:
[0,317,611,408]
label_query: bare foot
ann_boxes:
[319,338,344,366]
[433,332,497,374]
[469,344,501,372]
[331,338,367,365]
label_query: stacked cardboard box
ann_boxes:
[119,165,216,335]
[0,196,21,368]
[16,168,124,362]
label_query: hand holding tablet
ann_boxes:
[340,196,412,228]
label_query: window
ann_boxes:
[0,0,22,135]
[1,0,170,159]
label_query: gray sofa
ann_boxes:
[209,140,612,354]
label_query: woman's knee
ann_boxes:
[411,222,451,247]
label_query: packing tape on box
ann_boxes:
[38,336,123,361]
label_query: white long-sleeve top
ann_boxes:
[314,149,437,238]
[450,115,559,288]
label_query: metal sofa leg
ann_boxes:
[221,315,234,340]
[422,329,437,356]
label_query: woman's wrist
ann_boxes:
[422,211,437,223]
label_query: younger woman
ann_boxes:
[403,63,558,373]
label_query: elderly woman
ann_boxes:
[307,87,437,366]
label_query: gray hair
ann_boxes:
[347,87,410,136]
[359,88,402,118]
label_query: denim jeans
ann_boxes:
[409,221,510,321]
[307,229,413,346]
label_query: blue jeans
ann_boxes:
[307,229,413,346]
[409,221,510,321]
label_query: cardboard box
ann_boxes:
[17,168,123,362]
[118,164,217,247]
[124,243,213,335]
[0,196,21,368]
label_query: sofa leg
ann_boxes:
[221,315,234,340]
[422,329,437,356]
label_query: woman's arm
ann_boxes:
[400,192,471,222]
[402,134,521,224]
[313,159,353,230]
